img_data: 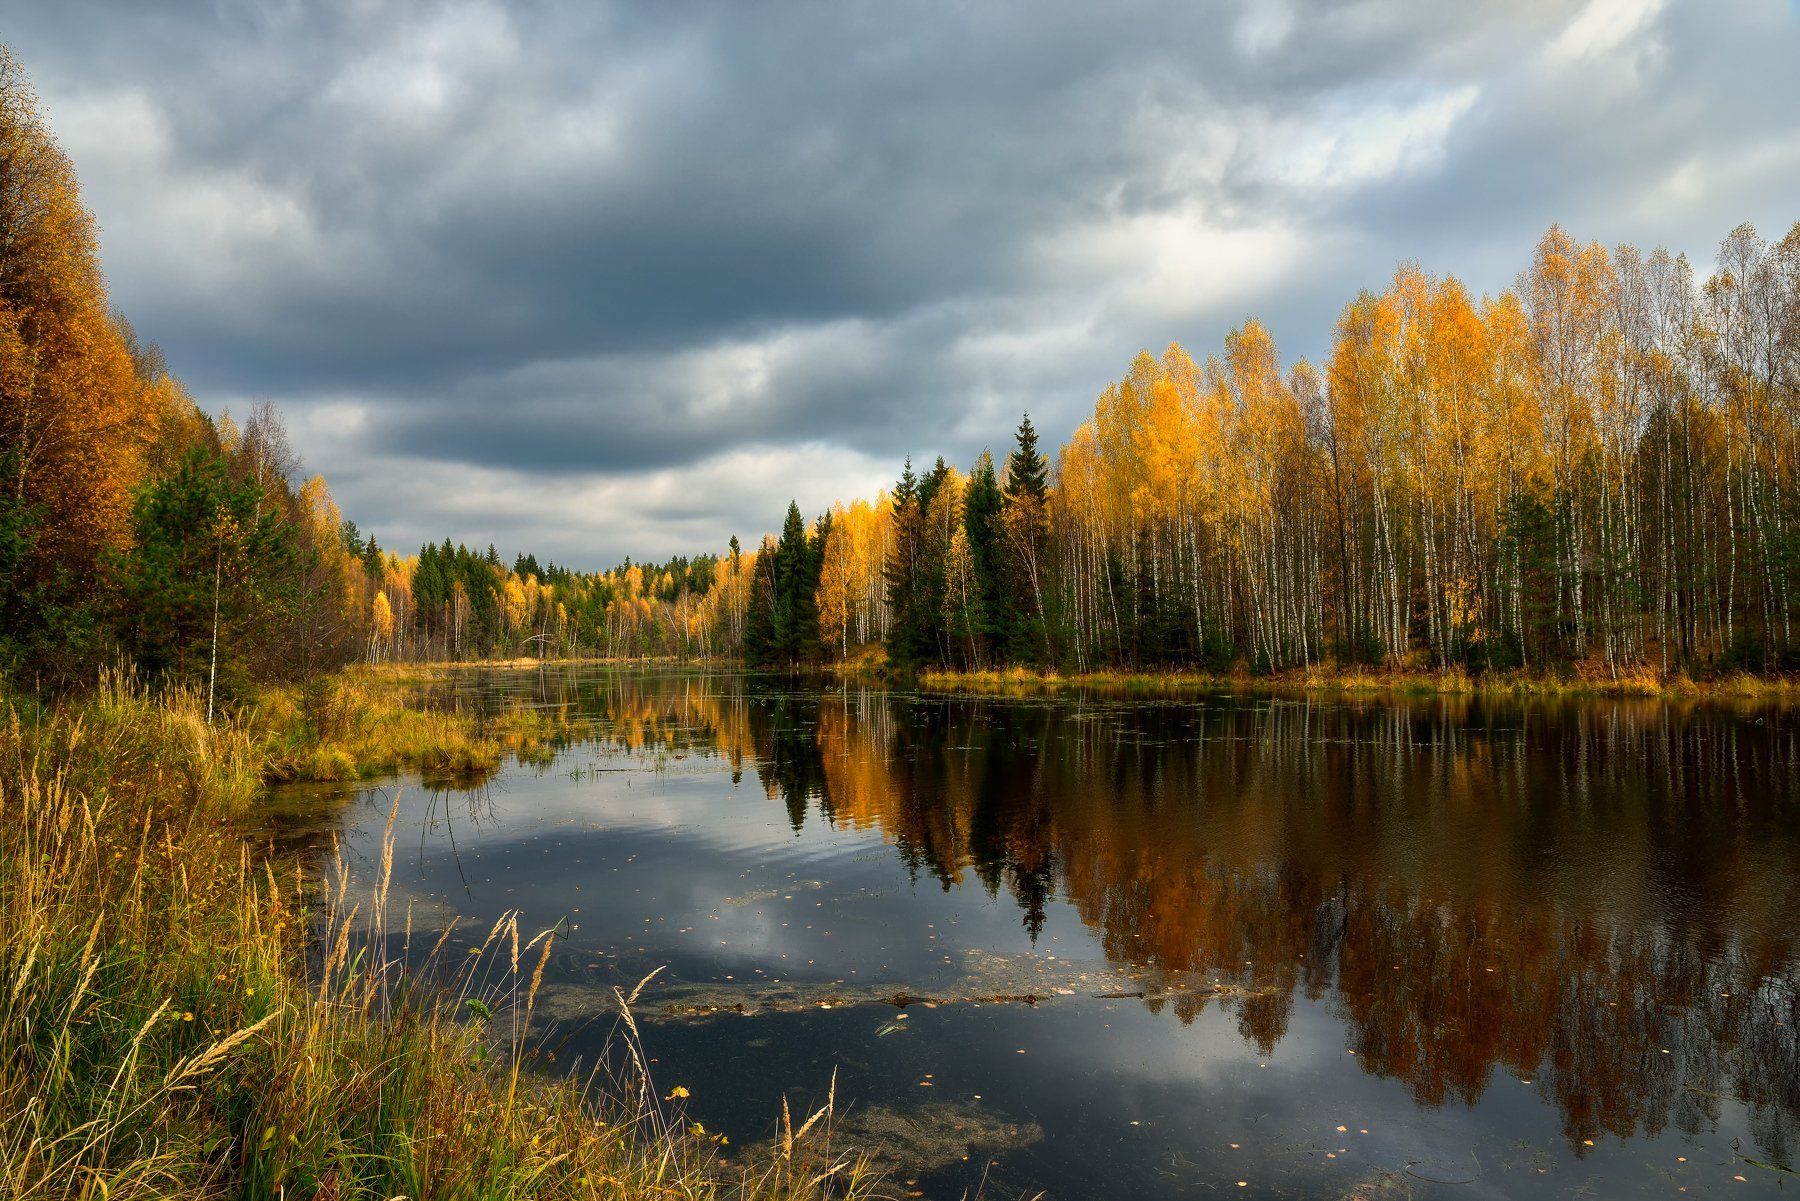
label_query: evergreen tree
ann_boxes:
[916,456,955,665]
[1003,413,1049,505]
[743,536,778,666]
[1000,414,1051,662]
[802,508,831,662]
[964,449,1004,658]
[772,501,821,664]
[884,459,931,669]
[118,449,301,697]
[0,452,97,677]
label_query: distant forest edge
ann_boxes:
[4,48,1799,695]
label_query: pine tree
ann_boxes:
[917,456,955,665]
[118,448,300,696]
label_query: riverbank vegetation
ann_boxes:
[913,663,1800,700]
[0,674,873,1199]
[0,46,875,1198]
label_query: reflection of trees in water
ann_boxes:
[416,780,500,901]
[590,674,1800,1159]
[748,693,829,831]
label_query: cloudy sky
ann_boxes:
[12,0,1800,567]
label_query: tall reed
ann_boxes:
[0,675,876,1199]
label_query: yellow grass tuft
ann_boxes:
[0,674,878,1200]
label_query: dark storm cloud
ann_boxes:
[8,0,1799,564]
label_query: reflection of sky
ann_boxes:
[335,760,1092,997]
[306,676,1798,1199]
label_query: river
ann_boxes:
[274,665,1800,1199]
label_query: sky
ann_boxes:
[11,0,1800,568]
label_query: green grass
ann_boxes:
[0,673,878,1200]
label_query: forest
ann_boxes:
[4,41,1799,693]
[706,214,1800,682]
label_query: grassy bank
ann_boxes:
[251,671,528,782]
[911,663,1800,701]
[0,674,875,1200]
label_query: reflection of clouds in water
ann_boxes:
[310,666,1800,1168]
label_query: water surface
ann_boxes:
[280,667,1800,1199]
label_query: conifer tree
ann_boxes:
[884,459,931,668]
[1004,414,1049,505]
[802,508,831,661]
[743,536,778,666]
[771,501,823,664]
[118,448,300,696]
[964,449,1004,658]
[1001,414,1051,661]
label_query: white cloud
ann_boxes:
[1260,84,1481,193]
[48,89,357,317]
[1034,204,1311,327]
[1546,0,1669,63]
[321,443,896,563]
[1233,0,1296,58]
[10,0,1797,565]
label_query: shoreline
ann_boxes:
[0,673,875,1199]
[332,655,1800,705]
[904,664,1800,702]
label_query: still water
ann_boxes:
[282,666,1800,1198]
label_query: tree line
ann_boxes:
[0,48,370,698]
[7,43,1798,688]
[739,221,1800,679]
[0,47,721,696]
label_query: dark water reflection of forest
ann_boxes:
[310,668,1800,1199]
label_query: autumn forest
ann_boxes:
[6,11,1800,1198]
[5,44,1800,695]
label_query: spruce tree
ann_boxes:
[884,459,930,669]
[801,509,830,662]
[743,536,778,666]
[964,450,1004,659]
[771,501,822,664]
[1001,414,1051,664]
[1003,413,1049,505]
[918,456,954,665]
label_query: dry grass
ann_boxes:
[0,674,880,1200]
[915,662,1800,701]
[251,674,507,782]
